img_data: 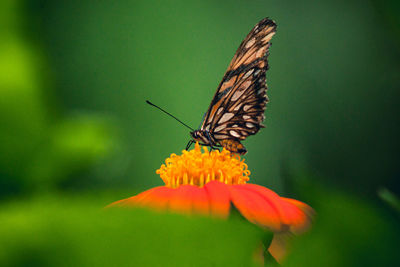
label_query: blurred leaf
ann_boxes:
[26,114,118,190]
[0,196,264,266]
[0,0,52,198]
[283,191,400,267]
[0,0,21,36]
[0,37,49,178]
[0,0,119,197]
[264,250,279,267]
[378,187,400,213]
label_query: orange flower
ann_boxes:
[107,143,313,262]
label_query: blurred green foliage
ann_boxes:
[285,180,399,266]
[0,0,399,266]
[0,196,266,266]
[0,0,117,198]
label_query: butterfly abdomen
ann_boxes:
[219,140,247,155]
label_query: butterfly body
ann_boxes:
[190,130,247,154]
[190,130,215,145]
[187,18,277,155]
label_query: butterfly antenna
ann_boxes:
[146,100,194,131]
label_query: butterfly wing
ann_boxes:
[201,18,276,143]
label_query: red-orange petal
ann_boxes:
[280,197,314,233]
[229,184,282,231]
[106,186,173,211]
[168,185,198,215]
[229,183,313,233]
[203,181,231,218]
[106,182,313,241]
[268,232,292,264]
[137,186,174,211]
[267,200,313,263]
[107,183,230,217]
[238,184,292,226]
[189,186,210,215]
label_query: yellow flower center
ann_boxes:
[156,142,250,188]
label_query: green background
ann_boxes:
[0,0,399,266]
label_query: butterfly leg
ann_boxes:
[185,140,194,150]
[205,131,219,152]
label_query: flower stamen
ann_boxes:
[156,142,250,188]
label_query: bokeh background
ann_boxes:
[1,0,399,266]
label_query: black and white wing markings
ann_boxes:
[201,18,276,141]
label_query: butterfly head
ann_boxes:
[190,130,212,145]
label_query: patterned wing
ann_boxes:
[201,18,276,141]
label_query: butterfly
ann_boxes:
[187,18,277,155]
